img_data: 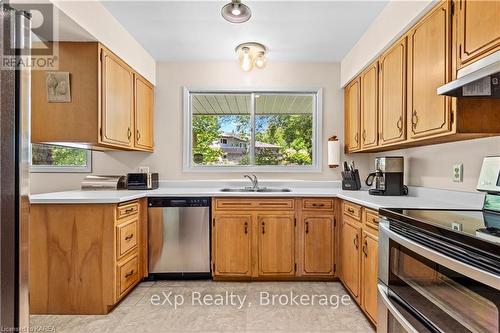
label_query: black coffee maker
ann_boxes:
[365,156,408,196]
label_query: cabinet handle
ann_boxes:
[347,207,355,214]
[125,234,134,241]
[363,240,368,257]
[136,130,141,141]
[396,116,403,133]
[354,234,359,249]
[125,269,135,278]
[354,133,359,144]
[312,203,325,208]
[262,221,265,234]
[124,207,135,213]
[305,221,309,234]
[362,129,366,142]
[412,110,418,129]
[244,222,248,234]
[127,127,132,141]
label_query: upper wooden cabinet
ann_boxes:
[360,62,378,149]
[100,47,135,149]
[407,1,452,140]
[134,75,155,151]
[457,0,500,69]
[31,42,154,151]
[345,78,361,153]
[379,37,407,146]
[343,0,500,154]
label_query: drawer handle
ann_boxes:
[305,221,309,234]
[262,222,265,234]
[244,222,248,234]
[124,207,136,213]
[372,218,378,224]
[347,208,355,214]
[125,233,134,241]
[312,203,325,207]
[354,234,359,249]
[125,269,135,278]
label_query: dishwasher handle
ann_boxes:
[170,200,187,207]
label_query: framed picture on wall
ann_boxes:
[45,71,71,103]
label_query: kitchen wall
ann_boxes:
[30,61,370,194]
[368,137,500,192]
[340,0,434,86]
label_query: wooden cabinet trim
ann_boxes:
[345,78,361,153]
[360,62,379,149]
[116,218,139,259]
[116,254,139,299]
[302,198,335,211]
[302,214,335,276]
[343,201,362,220]
[117,201,139,220]
[134,74,154,151]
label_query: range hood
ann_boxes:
[437,51,500,98]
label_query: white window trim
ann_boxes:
[183,87,323,173]
[29,147,92,173]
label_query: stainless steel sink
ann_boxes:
[220,187,291,193]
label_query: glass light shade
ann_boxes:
[221,1,251,24]
[255,53,266,69]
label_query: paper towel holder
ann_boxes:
[328,135,340,168]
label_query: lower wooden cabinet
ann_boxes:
[340,201,379,326]
[340,215,362,302]
[212,198,336,280]
[258,214,295,276]
[29,199,148,314]
[213,214,253,277]
[302,214,335,276]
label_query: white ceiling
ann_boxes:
[101,0,388,62]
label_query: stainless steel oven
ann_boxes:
[377,215,500,333]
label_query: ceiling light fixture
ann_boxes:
[221,0,252,24]
[235,42,267,72]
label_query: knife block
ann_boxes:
[341,170,361,190]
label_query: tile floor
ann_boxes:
[30,280,375,333]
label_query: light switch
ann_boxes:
[452,164,463,182]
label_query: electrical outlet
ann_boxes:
[452,164,463,182]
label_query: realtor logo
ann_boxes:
[2,2,59,70]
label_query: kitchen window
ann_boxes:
[30,143,92,173]
[183,88,322,172]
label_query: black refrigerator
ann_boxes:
[0,3,30,331]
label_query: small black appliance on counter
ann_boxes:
[341,161,362,190]
[365,156,408,196]
[127,172,159,190]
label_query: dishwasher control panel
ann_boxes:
[148,197,210,207]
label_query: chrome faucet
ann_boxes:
[244,174,259,191]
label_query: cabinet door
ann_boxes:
[457,0,500,68]
[408,2,452,140]
[302,214,335,276]
[341,216,361,302]
[360,63,378,149]
[213,215,252,277]
[345,78,361,152]
[258,214,295,276]
[134,75,154,151]
[379,38,407,146]
[361,228,378,324]
[100,47,134,148]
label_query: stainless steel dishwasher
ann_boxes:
[148,197,211,279]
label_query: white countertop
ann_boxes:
[29,180,486,211]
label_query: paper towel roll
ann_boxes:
[328,138,340,168]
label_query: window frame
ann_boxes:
[183,87,323,173]
[29,144,92,173]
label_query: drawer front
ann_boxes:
[343,201,361,220]
[215,198,294,210]
[117,201,139,220]
[363,209,379,230]
[117,218,138,258]
[117,255,139,297]
[302,198,334,211]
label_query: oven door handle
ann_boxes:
[380,221,500,289]
[377,283,443,333]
